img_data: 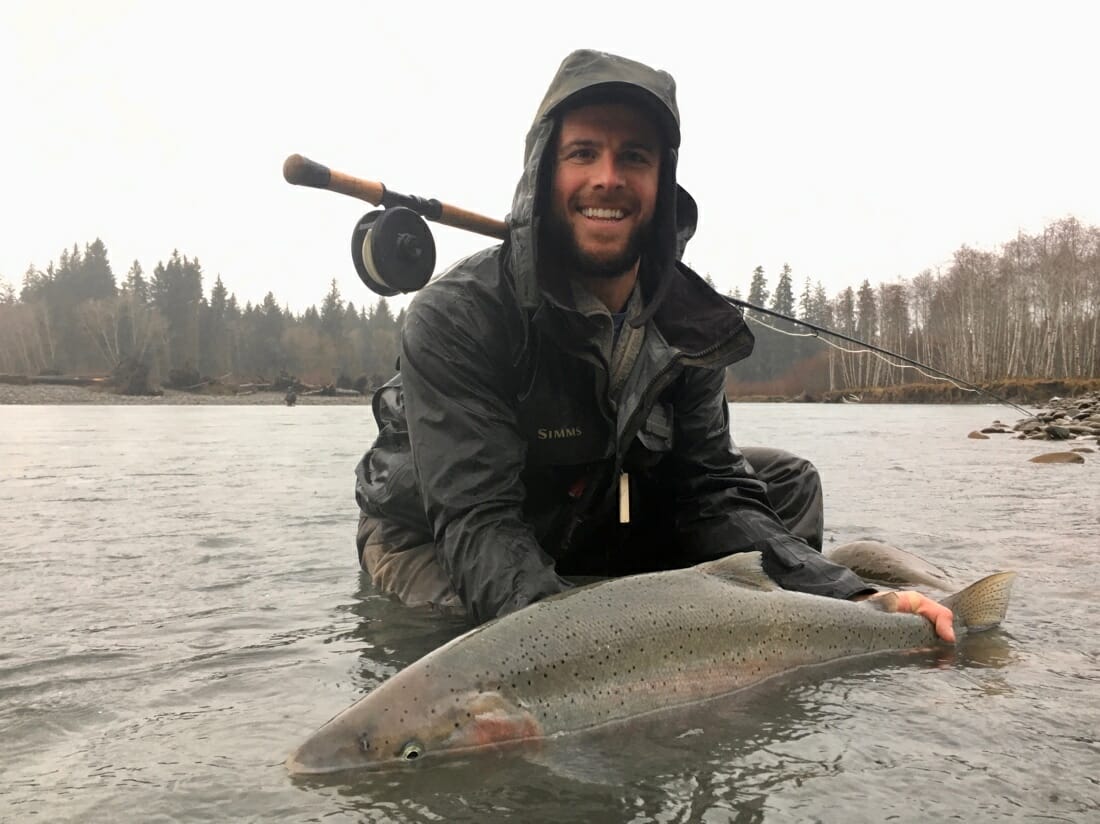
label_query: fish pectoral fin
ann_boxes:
[523,739,630,787]
[694,551,777,591]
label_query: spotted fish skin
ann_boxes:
[286,552,1015,775]
[826,540,956,590]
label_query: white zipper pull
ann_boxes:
[619,472,630,524]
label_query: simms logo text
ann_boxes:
[537,426,583,440]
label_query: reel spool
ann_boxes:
[351,207,437,296]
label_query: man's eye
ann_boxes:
[623,151,652,165]
[565,148,596,161]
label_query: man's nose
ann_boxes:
[591,154,625,189]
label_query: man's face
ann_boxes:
[545,102,661,279]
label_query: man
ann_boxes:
[354,49,953,640]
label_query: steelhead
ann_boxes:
[287,549,1015,775]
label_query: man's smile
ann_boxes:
[580,207,626,221]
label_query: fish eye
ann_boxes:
[400,741,423,761]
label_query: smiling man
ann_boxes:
[352,49,953,639]
[545,101,661,299]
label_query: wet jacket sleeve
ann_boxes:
[398,283,570,623]
[668,366,871,600]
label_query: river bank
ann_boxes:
[731,377,1100,405]
[0,383,369,405]
[4,377,1100,407]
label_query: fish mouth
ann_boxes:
[285,743,367,777]
[285,751,323,777]
[285,744,420,777]
[285,738,539,777]
[284,719,380,777]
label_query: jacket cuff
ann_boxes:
[761,535,874,600]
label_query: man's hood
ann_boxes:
[506,49,697,320]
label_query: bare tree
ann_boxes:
[76,298,123,369]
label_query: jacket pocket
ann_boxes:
[636,402,674,453]
[627,403,674,474]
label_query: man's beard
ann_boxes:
[541,205,652,280]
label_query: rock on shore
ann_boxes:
[977,390,1100,460]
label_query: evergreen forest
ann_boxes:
[1,216,1097,396]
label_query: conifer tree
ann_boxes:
[124,261,149,303]
[747,265,769,309]
[771,263,795,316]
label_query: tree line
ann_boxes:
[0,243,402,390]
[2,215,1097,394]
[726,216,1100,394]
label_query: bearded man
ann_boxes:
[353,49,953,640]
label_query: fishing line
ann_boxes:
[728,297,1036,418]
[740,312,978,394]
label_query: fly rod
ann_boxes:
[725,297,1034,416]
[283,153,1034,416]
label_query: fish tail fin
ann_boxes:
[940,571,1017,632]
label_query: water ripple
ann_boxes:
[0,403,1096,822]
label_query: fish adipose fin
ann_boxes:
[694,551,777,591]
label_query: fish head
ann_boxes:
[286,674,542,775]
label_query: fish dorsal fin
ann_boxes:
[694,551,777,591]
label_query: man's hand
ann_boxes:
[855,590,956,642]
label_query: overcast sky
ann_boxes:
[2,0,1097,314]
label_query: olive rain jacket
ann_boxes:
[355,50,869,623]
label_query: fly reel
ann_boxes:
[351,207,437,297]
[283,154,505,295]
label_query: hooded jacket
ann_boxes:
[355,50,868,623]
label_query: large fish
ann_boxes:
[287,547,1015,775]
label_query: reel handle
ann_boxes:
[283,154,508,241]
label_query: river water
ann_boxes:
[1,403,1097,822]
